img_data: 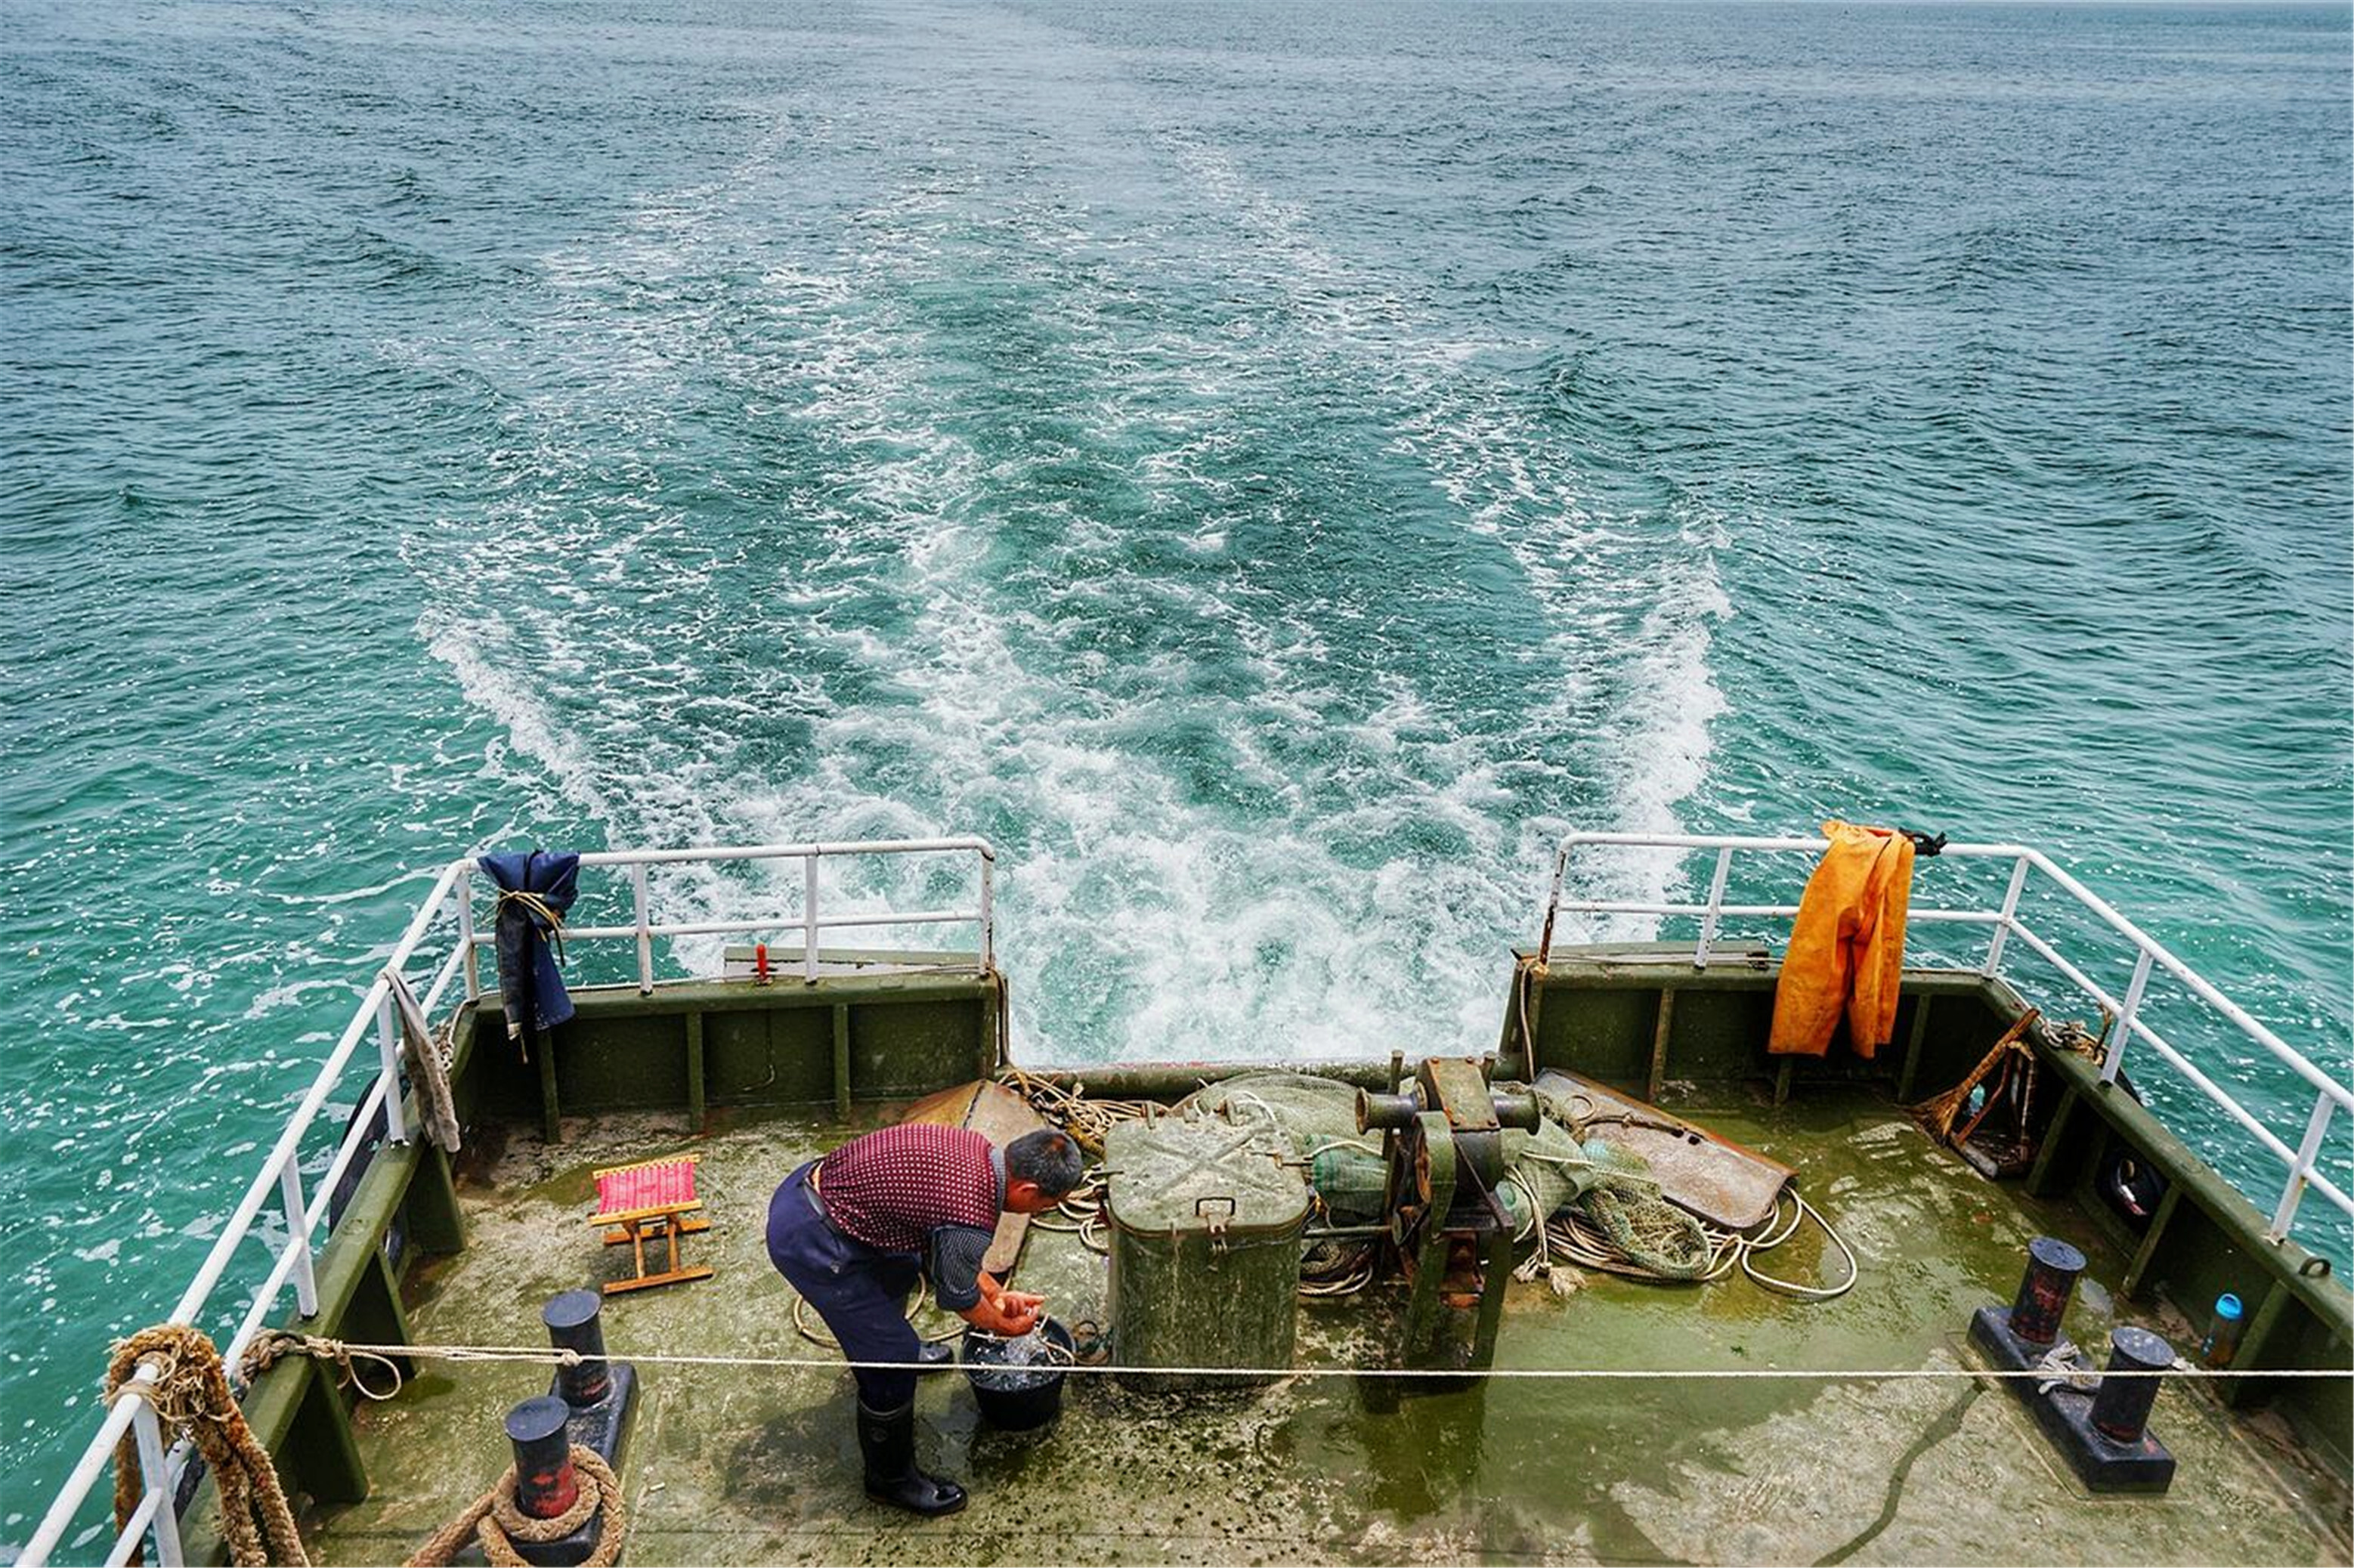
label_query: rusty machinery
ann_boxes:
[1356,1056,1542,1376]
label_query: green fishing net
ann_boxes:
[1579,1173,1713,1279]
[1180,1072,1389,1220]
[1177,1069,1712,1278]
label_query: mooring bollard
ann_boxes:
[544,1289,611,1409]
[2089,1326,2173,1445]
[506,1396,579,1520]
[2009,1236,2086,1346]
[1969,1239,2176,1492]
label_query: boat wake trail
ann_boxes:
[404,11,1730,1061]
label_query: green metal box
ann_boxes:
[1105,1117,1310,1392]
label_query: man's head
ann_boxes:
[1003,1129,1084,1214]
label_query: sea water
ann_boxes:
[2,0,2347,1536]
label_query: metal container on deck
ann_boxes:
[1106,1118,1310,1393]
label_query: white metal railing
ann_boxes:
[21,836,994,1568]
[1538,832,2354,1250]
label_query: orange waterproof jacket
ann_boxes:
[1767,821,1915,1059]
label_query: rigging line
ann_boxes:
[249,1335,2352,1382]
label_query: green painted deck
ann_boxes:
[305,1091,2351,1567]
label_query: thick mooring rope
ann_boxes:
[104,1325,309,1568]
[404,1445,626,1568]
[385,966,462,1154]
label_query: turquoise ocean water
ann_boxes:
[3,0,2348,1541]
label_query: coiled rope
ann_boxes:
[404,1445,626,1568]
[790,1283,964,1348]
[996,1067,1155,1157]
[1512,1178,1858,1299]
[994,1072,1152,1263]
[103,1325,308,1568]
[1027,1168,1114,1254]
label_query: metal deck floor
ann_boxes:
[306,1091,2352,1566]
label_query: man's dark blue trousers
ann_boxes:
[766,1161,923,1409]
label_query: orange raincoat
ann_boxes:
[1767,821,1915,1059]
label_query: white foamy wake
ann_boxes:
[403,45,1733,1063]
[1165,137,1735,940]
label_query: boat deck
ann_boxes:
[307,1089,2352,1566]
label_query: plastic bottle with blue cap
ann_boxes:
[2201,1291,2244,1368]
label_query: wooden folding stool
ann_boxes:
[590,1154,713,1294]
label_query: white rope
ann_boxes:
[2034,1338,2101,1396]
[1527,1183,1858,1297]
[267,1335,2349,1383]
[1735,1193,1857,1300]
[790,1284,961,1348]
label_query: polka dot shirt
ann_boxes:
[815,1125,1001,1306]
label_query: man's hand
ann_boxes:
[963,1287,1047,1338]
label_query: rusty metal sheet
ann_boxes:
[898,1080,1050,1276]
[1534,1070,1793,1231]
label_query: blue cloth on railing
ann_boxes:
[478,849,580,1050]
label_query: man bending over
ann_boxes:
[766,1123,1084,1516]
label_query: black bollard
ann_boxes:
[543,1289,611,1408]
[2089,1327,2173,1444]
[1969,1242,2175,1492]
[2009,1236,2086,1346]
[506,1396,578,1520]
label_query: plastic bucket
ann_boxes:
[961,1318,1074,1431]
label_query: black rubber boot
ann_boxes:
[856,1399,967,1517]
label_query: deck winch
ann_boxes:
[1356,1056,1543,1375]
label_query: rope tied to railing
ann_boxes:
[104,1325,308,1567]
[243,1328,407,1403]
[493,889,568,965]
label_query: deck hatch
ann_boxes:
[1536,1069,1793,1230]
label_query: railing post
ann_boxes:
[2269,1089,2337,1243]
[803,853,821,983]
[1537,846,1570,967]
[1693,848,1734,970]
[456,868,480,1003]
[278,1156,319,1316]
[2100,948,2155,1086]
[129,1391,184,1566]
[375,993,409,1146]
[630,862,654,994]
[1983,855,2030,976]
[978,851,994,976]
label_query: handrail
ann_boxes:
[20,837,994,1568]
[1538,831,2354,1248]
[32,827,2340,1561]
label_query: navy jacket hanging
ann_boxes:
[478,849,581,1053]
